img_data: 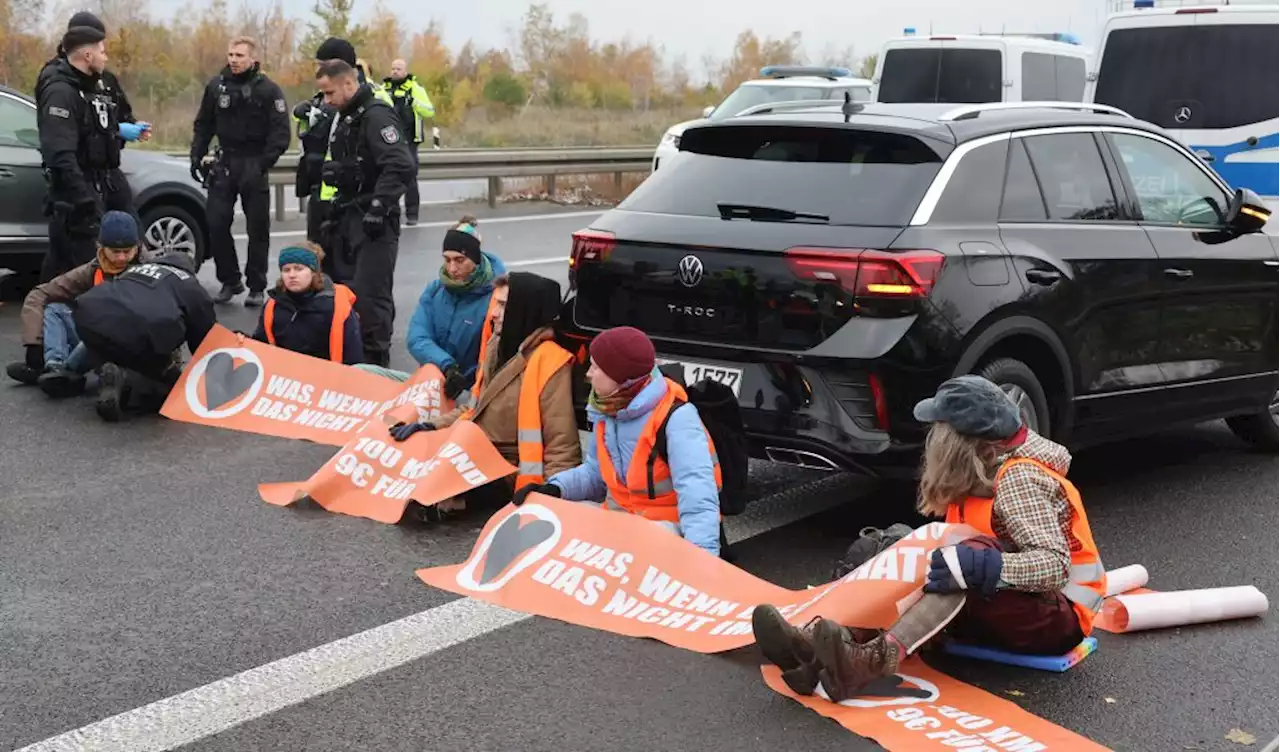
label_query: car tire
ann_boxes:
[139,204,204,270]
[975,357,1052,438]
[1225,392,1279,452]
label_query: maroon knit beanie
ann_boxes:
[590,326,655,384]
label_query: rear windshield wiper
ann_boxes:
[717,203,830,224]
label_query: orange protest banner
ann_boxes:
[161,324,453,446]
[259,419,516,524]
[417,496,983,653]
[762,662,1112,751]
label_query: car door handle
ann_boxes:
[1024,268,1062,285]
[1164,267,1194,279]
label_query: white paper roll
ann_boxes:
[1104,564,1149,597]
[1101,586,1270,633]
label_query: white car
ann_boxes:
[652,66,873,171]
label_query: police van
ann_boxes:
[1087,0,1279,204]
[872,31,1092,104]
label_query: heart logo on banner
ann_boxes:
[479,513,557,585]
[202,352,261,411]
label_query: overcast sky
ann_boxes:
[152,0,1122,78]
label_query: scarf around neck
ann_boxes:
[589,373,653,417]
[439,254,493,294]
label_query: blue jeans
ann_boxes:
[43,303,90,373]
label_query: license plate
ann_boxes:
[656,358,744,397]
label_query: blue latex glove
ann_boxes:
[389,421,434,442]
[924,545,1003,597]
[119,122,144,142]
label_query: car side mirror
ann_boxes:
[702,105,715,118]
[1225,187,1271,234]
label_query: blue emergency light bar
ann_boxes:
[1134,0,1155,6]
[759,65,852,80]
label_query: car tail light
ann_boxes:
[868,373,890,431]
[570,229,615,269]
[783,248,945,298]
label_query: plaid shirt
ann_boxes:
[990,430,1075,592]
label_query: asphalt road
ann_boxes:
[0,201,1276,752]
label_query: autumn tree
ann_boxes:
[300,0,365,60]
[858,53,878,79]
[718,30,804,91]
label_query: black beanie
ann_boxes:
[62,25,106,55]
[443,222,483,265]
[315,37,356,66]
[68,11,106,32]
[495,273,563,367]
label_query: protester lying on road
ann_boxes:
[751,375,1106,701]
[242,242,363,364]
[389,272,581,521]
[73,249,217,422]
[357,217,505,398]
[7,211,140,397]
[512,326,724,558]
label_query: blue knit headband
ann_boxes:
[279,247,319,270]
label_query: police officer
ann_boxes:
[35,24,122,283]
[383,59,435,226]
[191,36,291,307]
[315,59,415,367]
[293,38,355,249]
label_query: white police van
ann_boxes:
[872,30,1092,104]
[1087,0,1279,204]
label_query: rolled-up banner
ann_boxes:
[1100,586,1269,633]
[1104,564,1149,597]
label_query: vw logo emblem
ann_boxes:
[1174,105,1192,124]
[677,255,704,288]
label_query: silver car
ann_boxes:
[0,84,207,281]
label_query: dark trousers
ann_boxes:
[306,193,330,245]
[403,148,420,220]
[206,154,270,292]
[336,206,400,365]
[39,168,135,283]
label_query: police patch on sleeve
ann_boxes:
[275,98,286,113]
[48,105,70,119]
[380,125,400,144]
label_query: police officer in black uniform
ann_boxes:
[38,13,143,149]
[191,36,291,307]
[35,24,122,283]
[314,59,415,367]
[293,37,356,251]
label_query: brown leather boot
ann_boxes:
[813,618,900,702]
[752,605,878,696]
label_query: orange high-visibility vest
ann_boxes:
[512,341,574,487]
[473,292,501,388]
[946,457,1107,636]
[92,268,105,286]
[596,378,723,523]
[262,284,357,363]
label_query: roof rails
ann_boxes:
[759,65,852,81]
[938,101,1135,122]
[733,99,843,117]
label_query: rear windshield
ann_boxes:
[709,84,829,120]
[878,47,1003,103]
[1094,24,1279,129]
[622,125,944,226]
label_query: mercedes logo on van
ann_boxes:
[677,255,705,288]
[1174,105,1193,124]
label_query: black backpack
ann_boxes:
[649,363,751,516]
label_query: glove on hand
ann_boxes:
[443,364,468,400]
[389,421,435,442]
[362,199,387,238]
[512,483,562,507]
[118,122,144,142]
[924,544,1003,597]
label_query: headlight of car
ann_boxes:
[661,131,681,148]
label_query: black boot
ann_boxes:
[244,290,265,307]
[38,367,87,398]
[6,362,40,385]
[214,281,245,304]
[95,363,125,422]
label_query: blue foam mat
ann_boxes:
[941,636,1098,672]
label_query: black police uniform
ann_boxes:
[191,63,291,300]
[322,83,415,366]
[35,56,128,283]
[293,93,337,247]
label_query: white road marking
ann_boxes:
[233,209,605,241]
[15,480,856,752]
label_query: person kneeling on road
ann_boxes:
[358,218,505,398]
[389,272,581,521]
[242,242,363,364]
[751,375,1106,702]
[73,250,218,421]
[8,211,140,396]
[512,326,724,558]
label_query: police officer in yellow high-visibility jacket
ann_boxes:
[383,59,435,225]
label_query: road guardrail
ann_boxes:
[166,146,656,219]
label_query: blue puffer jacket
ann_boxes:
[549,371,721,556]
[405,251,506,385]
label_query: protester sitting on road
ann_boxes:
[389,271,581,520]
[512,326,723,557]
[241,242,363,364]
[359,216,505,397]
[73,249,217,422]
[7,211,140,396]
[751,375,1106,702]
